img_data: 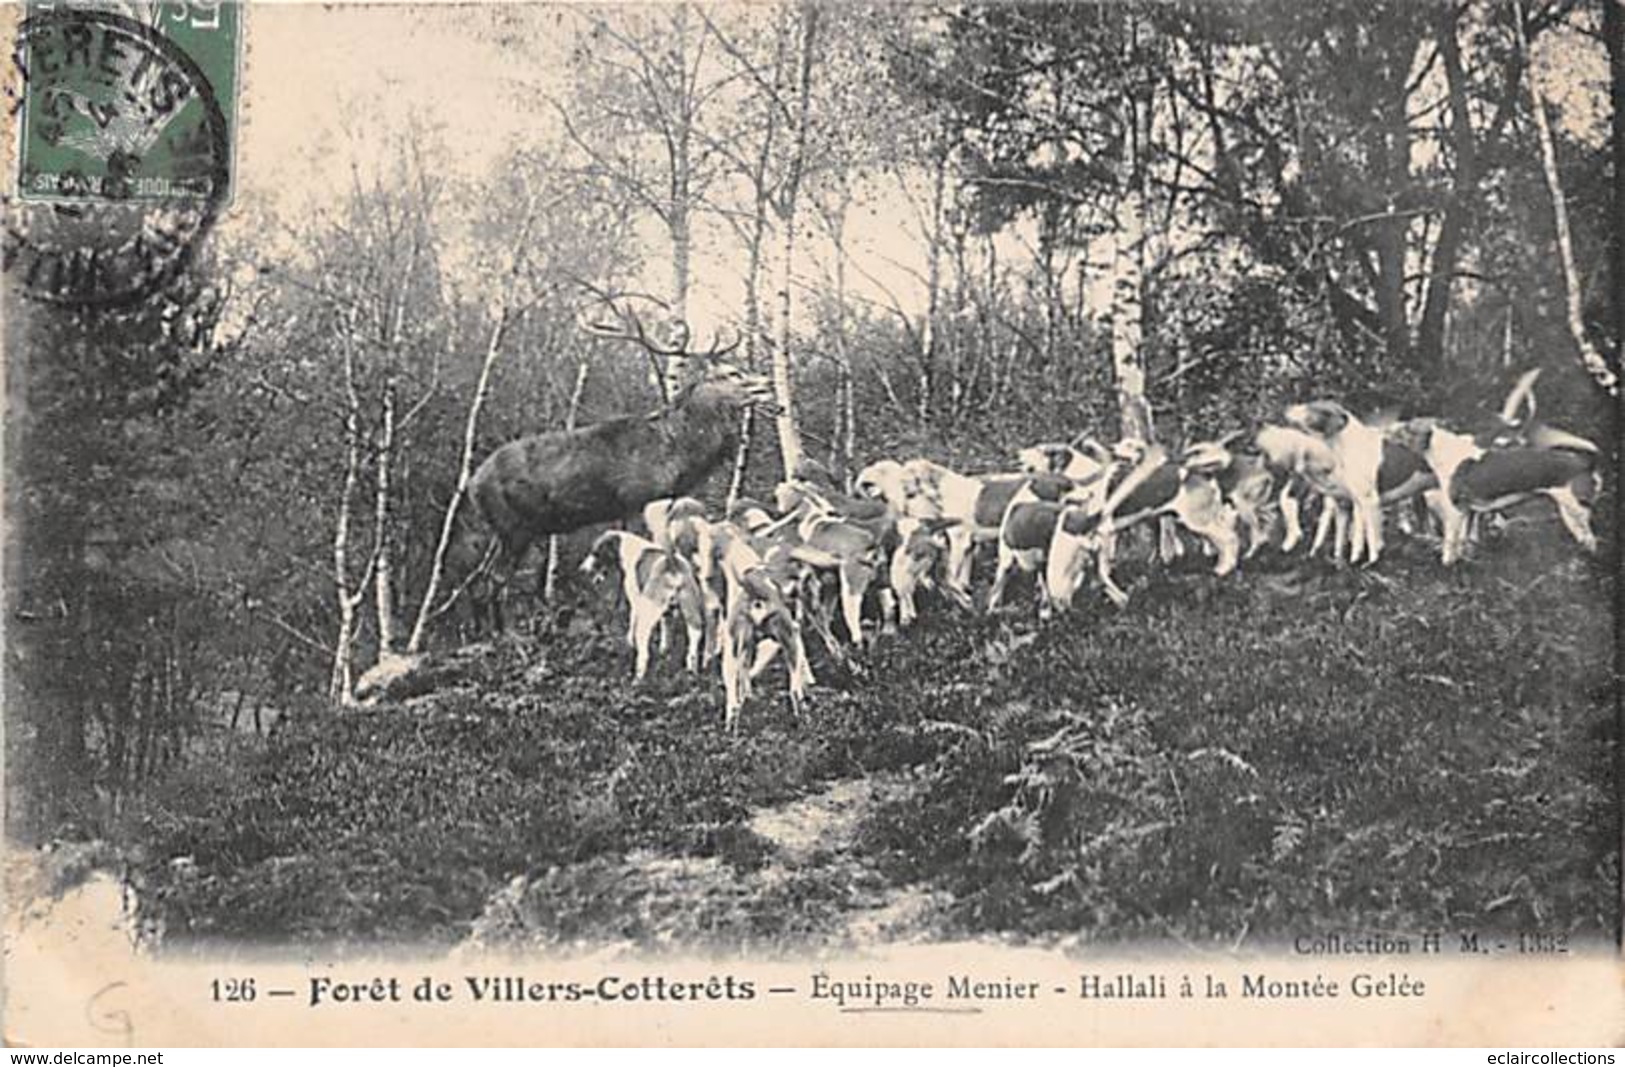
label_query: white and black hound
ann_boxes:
[1389,419,1601,565]
[580,530,707,681]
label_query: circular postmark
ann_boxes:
[3,8,230,308]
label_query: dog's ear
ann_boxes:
[1284,401,1347,436]
[1061,506,1102,537]
[1078,438,1113,463]
[1306,402,1350,435]
[1394,418,1436,451]
[741,568,779,604]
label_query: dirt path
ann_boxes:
[747,777,889,863]
[748,774,950,945]
[458,772,949,957]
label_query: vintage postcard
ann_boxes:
[3,0,1620,1048]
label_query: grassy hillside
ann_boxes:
[132,517,1619,952]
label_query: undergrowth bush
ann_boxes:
[863,526,1617,943]
[132,506,1617,948]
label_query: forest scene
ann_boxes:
[3,0,1618,954]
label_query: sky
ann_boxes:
[227,3,939,333]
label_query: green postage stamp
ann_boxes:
[15,0,239,203]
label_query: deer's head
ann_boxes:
[582,295,777,412]
[695,360,777,412]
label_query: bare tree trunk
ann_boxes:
[841,366,856,489]
[372,377,397,653]
[917,147,948,423]
[725,20,786,509]
[728,186,771,509]
[330,314,369,704]
[1416,6,1476,386]
[772,212,802,479]
[667,203,691,402]
[1515,0,1618,395]
[406,308,511,653]
[1035,223,1054,373]
[372,242,418,655]
[664,3,695,402]
[727,409,755,511]
[1111,42,1153,444]
[972,232,1001,411]
[948,216,970,421]
[828,179,856,486]
[828,381,844,473]
[1368,79,1414,372]
[407,196,538,651]
[544,354,592,600]
[771,4,819,479]
[1109,201,1151,442]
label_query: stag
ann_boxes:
[452,306,774,628]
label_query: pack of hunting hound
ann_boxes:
[567,365,1603,729]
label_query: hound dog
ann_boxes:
[1184,435,1278,559]
[889,516,960,627]
[644,496,720,661]
[1044,444,1240,609]
[784,464,963,629]
[1254,427,1439,560]
[1254,424,1339,554]
[1280,402,1387,564]
[580,530,706,681]
[726,496,778,535]
[709,522,814,728]
[1388,419,1601,565]
[1015,440,1112,481]
[1372,436,1439,537]
[985,473,1085,615]
[855,459,1082,605]
[855,458,983,599]
[773,479,902,642]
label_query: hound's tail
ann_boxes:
[1181,434,1240,475]
[1528,423,1601,457]
[1099,444,1170,519]
[1498,367,1542,426]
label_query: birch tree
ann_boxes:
[329,310,372,704]
[268,170,440,695]
[556,5,736,400]
[706,2,820,479]
[405,202,535,654]
[914,147,951,424]
[1110,13,1154,443]
[1513,0,1618,395]
[335,156,443,662]
[701,8,790,505]
[406,155,640,651]
[769,3,820,477]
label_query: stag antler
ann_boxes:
[575,284,744,387]
[694,326,741,363]
[584,302,691,358]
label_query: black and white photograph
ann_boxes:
[3,0,1620,1048]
